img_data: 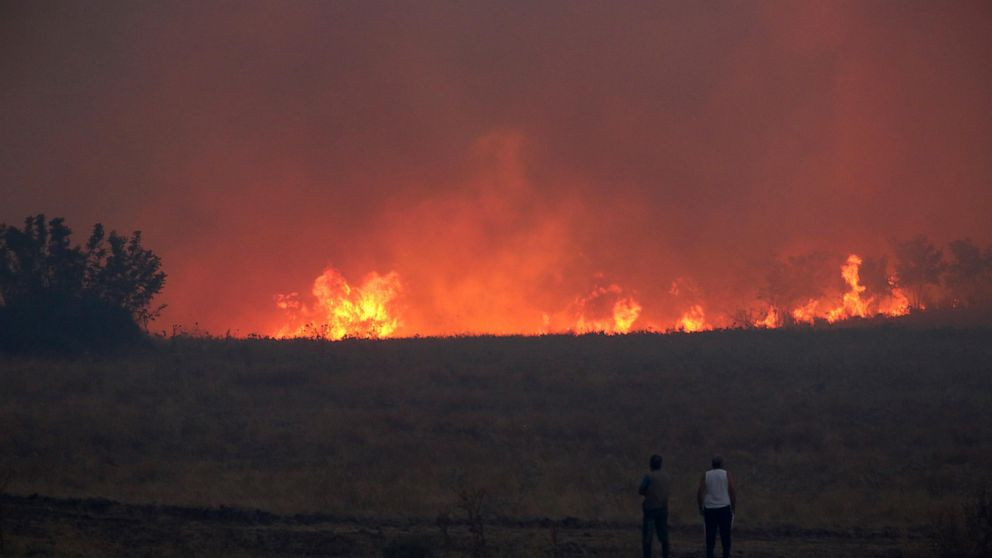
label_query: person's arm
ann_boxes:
[696,473,706,514]
[727,471,736,513]
[638,475,649,496]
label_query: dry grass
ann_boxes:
[1,327,990,533]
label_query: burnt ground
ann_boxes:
[1,493,929,557]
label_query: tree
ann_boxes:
[83,224,167,327]
[0,215,166,354]
[758,251,837,322]
[944,239,992,308]
[857,254,891,303]
[893,235,944,310]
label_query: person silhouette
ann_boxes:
[697,455,736,558]
[638,454,671,558]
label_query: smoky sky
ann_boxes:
[2,1,991,334]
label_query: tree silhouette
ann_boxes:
[758,252,837,322]
[893,235,944,310]
[0,215,166,354]
[945,239,992,308]
[858,254,892,308]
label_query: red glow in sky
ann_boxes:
[2,2,991,336]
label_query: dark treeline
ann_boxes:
[2,214,991,353]
[0,215,166,354]
[758,235,992,322]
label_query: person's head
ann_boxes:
[649,454,663,471]
[711,455,724,469]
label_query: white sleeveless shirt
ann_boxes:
[703,469,731,508]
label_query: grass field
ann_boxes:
[2,326,991,555]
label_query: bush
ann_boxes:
[0,215,165,354]
[382,535,437,558]
[934,489,992,558]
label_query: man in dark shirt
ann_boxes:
[638,454,671,558]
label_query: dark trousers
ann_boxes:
[704,506,733,558]
[642,507,670,558]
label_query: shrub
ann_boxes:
[456,486,488,557]
[0,215,165,354]
[382,535,437,558]
[933,488,992,558]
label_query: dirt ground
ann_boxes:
[1,493,929,557]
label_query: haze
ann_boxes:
[3,1,990,335]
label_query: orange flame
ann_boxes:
[271,251,921,338]
[791,298,820,325]
[882,287,910,317]
[612,297,643,332]
[774,254,909,326]
[756,307,780,328]
[273,268,401,339]
[676,304,709,332]
[573,284,642,334]
[825,254,871,323]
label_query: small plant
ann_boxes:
[0,467,11,557]
[548,520,560,558]
[729,308,756,329]
[933,488,992,558]
[456,486,488,557]
[382,535,435,558]
[435,509,452,549]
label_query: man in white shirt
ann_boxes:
[696,455,736,558]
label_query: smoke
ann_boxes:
[2,1,990,335]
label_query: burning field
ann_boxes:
[256,131,992,341]
[3,2,992,556]
[6,3,991,339]
[270,240,986,340]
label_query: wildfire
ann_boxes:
[825,254,871,322]
[756,307,780,328]
[882,287,910,317]
[676,304,709,332]
[270,251,920,339]
[613,298,643,332]
[791,299,820,325]
[273,268,401,340]
[766,253,912,327]
[573,284,642,334]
